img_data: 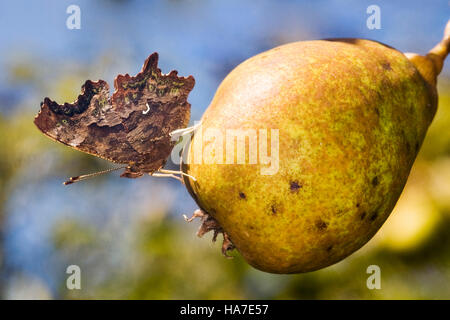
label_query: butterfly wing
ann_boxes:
[34,53,195,177]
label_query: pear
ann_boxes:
[181,22,450,273]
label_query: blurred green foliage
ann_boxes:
[1,56,450,301]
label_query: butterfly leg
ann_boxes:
[158,169,197,181]
[150,172,183,182]
[169,121,202,141]
[183,209,236,258]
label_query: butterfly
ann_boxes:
[34,52,195,184]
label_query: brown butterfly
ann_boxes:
[34,53,195,184]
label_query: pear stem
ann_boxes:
[427,19,450,76]
[405,20,450,88]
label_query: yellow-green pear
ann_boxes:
[182,22,450,273]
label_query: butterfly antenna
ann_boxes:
[63,166,128,185]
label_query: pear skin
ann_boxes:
[182,21,450,273]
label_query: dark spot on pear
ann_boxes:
[406,141,411,152]
[290,181,302,192]
[326,245,333,252]
[356,203,360,208]
[315,219,328,231]
[372,176,379,187]
[271,204,277,214]
[360,211,367,220]
[370,211,378,221]
[382,62,392,70]
[239,192,246,199]
[415,142,420,152]
[374,107,380,116]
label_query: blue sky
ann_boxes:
[0,0,449,119]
